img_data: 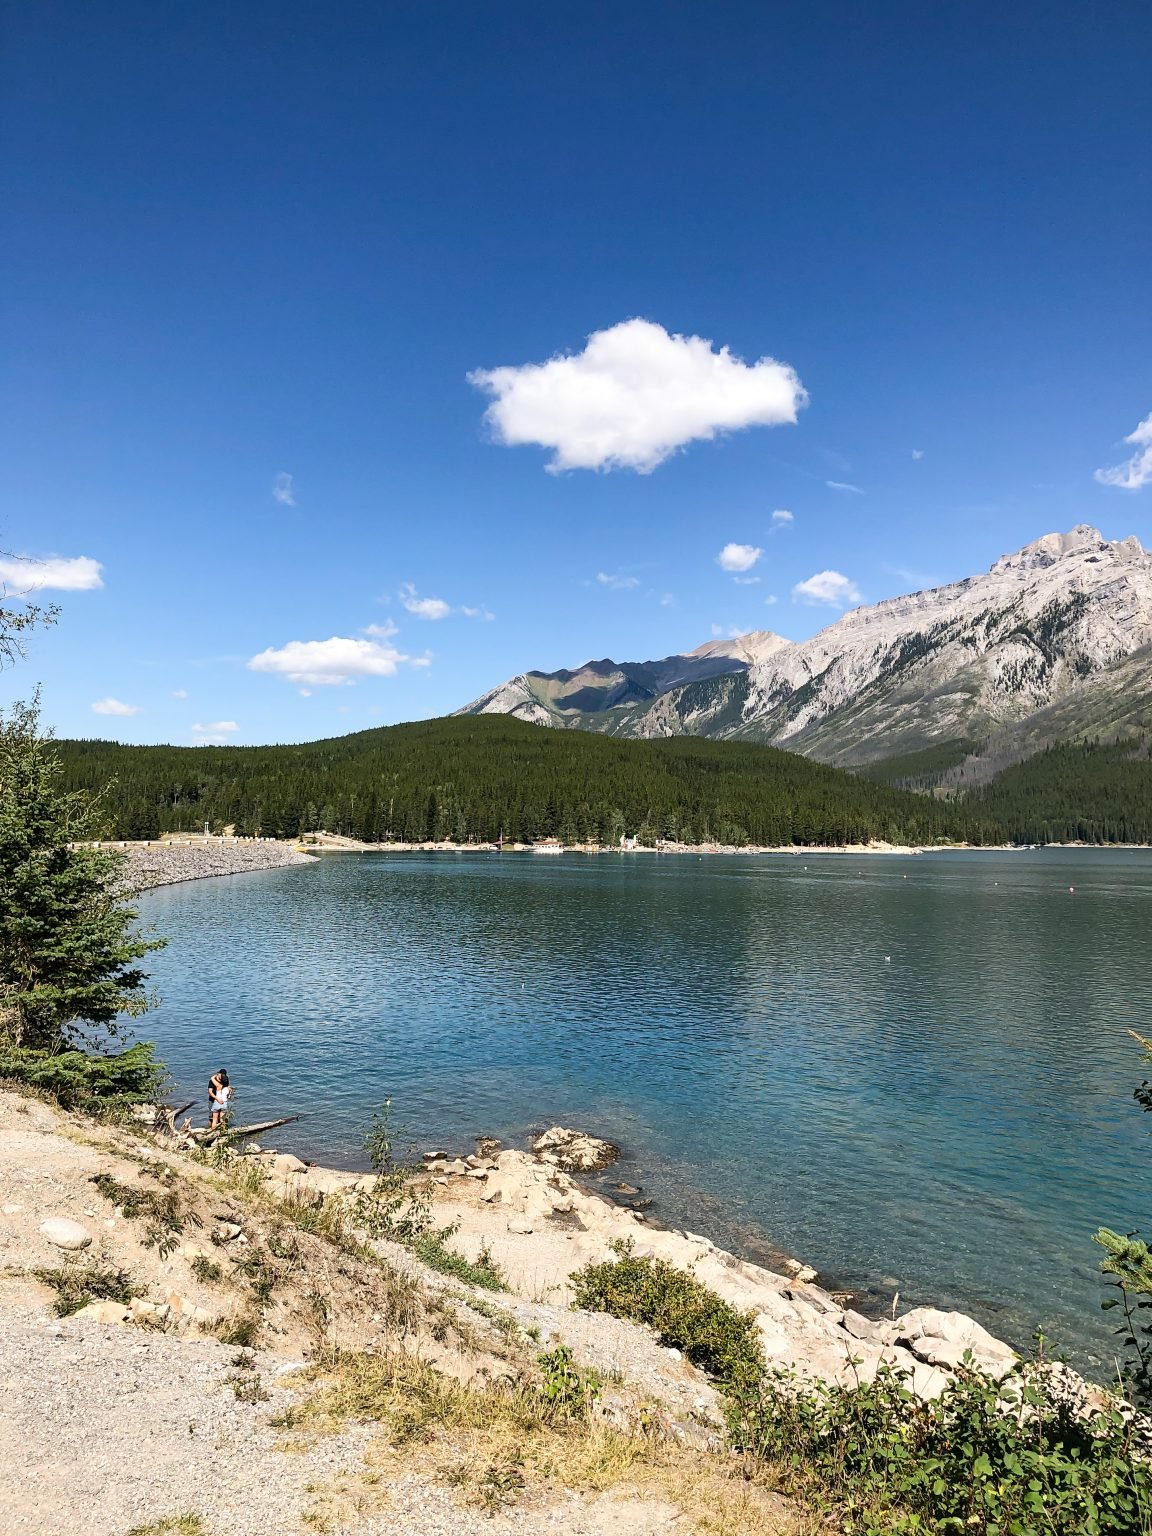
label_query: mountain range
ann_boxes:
[459,525,1152,784]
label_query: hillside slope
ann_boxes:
[54,713,981,846]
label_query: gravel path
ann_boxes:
[121,841,316,890]
[0,1306,687,1536]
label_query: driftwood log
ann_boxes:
[145,1100,302,1150]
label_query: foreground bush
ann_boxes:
[0,1040,166,1109]
[733,1362,1152,1536]
[570,1249,765,1388]
[573,1249,1152,1535]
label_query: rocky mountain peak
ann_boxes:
[991,524,1146,575]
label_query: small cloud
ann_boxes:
[716,542,762,573]
[595,571,640,590]
[272,472,297,506]
[826,480,864,494]
[0,554,104,592]
[764,594,779,606]
[460,605,496,621]
[771,509,794,526]
[400,583,452,620]
[248,635,422,686]
[192,720,240,745]
[362,620,399,640]
[468,317,807,474]
[911,449,924,461]
[1095,411,1152,490]
[410,654,433,668]
[91,696,139,716]
[733,575,761,585]
[792,570,862,607]
[170,688,188,700]
[710,623,747,639]
[659,593,675,607]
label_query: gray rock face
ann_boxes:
[39,1217,93,1251]
[456,525,1152,768]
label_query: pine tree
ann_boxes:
[0,697,165,1051]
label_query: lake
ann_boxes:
[138,847,1152,1374]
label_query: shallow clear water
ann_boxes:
[139,848,1152,1373]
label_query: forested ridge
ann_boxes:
[969,738,1152,844]
[54,715,988,847]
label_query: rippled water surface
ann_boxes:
[140,848,1152,1370]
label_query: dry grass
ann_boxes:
[281,1350,802,1533]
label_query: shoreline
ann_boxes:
[239,1121,1039,1400]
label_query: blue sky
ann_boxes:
[3,1,1150,745]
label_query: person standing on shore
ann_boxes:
[208,1068,232,1129]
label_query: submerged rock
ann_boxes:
[531,1126,620,1173]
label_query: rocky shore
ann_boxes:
[118,838,317,890]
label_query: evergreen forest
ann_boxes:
[55,715,986,847]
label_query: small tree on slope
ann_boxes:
[0,696,165,1051]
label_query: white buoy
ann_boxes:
[885,955,892,962]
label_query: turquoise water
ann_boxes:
[139,848,1152,1373]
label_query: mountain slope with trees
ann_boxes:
[54,714,992,847]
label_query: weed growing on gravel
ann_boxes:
[125,1517,206,1536]
[538,1344,603,1420]
[214,1309,261,1348]
[189,1255,223,1284]
[89,1170,201,1254]
[34,1257,143,1316]
[409,1229,506,1290]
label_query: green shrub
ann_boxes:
[0,1041,166,1109]
[731,1361,1152,1536]
[537,1344,602,1419]
[570,1250,764,1388]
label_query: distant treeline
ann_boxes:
[54,715,993,848]
[969,739,1152,845]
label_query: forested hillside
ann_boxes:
[54,715,989,847]
[969,739,1152,844]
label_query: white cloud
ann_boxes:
[0,554,104,592]
[171,688,188,700]
[733,575,761,585]
[400,583,452,620]
[468,318,807,474]
[659,593,675,606]
[595,571,640,590]
[826,480,864,494]
[771,509,794,526]
[192,720,240,745]
[1095,411,1152,490]
[717,542,762,573]
[362,620,399,639]
[710,624,747,639]
[764,594,779,606]
[91,696,139,716]
[248,635,419,686]
[273,472,296,506]
[911,449,924,461]
[792,570,863,607]
[460,605,495,621]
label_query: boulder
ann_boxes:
[531,1126,620,1173]
[507,1217,535,1234]
[71,1300,131,1325]
[39,1218,92,1252]
[475,1136,502,1158]
[271,1153,310,1174]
